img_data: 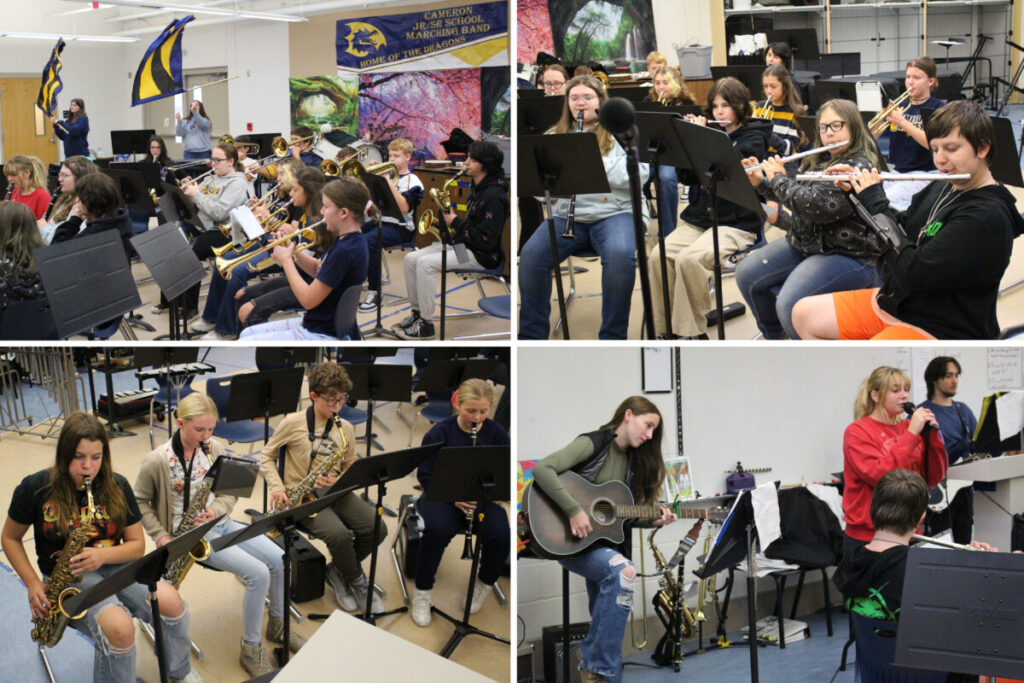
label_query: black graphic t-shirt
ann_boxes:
[8,469,142,577]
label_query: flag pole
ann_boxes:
[186,75,238,92]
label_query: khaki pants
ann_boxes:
[649,221,757,337]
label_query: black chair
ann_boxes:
[333,283,364,340]
[0,297,58,340]
[851,613,947,682]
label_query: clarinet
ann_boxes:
[3,186,12,201]
[561,109,586,239]
[44,190,62,220]
[461,423,479,560]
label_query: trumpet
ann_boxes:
[794,171,971,182]
[215,220,323,279]
[868,90,912,136]
[745,141,849,173]
[260,197,295,231]
[754,101,775,120]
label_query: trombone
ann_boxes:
[179,167,216,189]
[339,156,399,183]
[214,197,295,250]
[268,126,332,159]
[868,90,912,136]
[215,220,324,279]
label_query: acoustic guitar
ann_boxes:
[522,470,727,559]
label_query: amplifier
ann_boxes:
[395,494,422,579]
[517,644,535,683]
[542,621,591,683]
[250,510,326,602]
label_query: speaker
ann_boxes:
[542,621,590,683]
[395,493,422,579]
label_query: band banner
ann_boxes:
[131,15,195,106]
[36,38,66,115]
[336,1,507,74]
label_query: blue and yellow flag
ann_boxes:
[36,38,66,115]
[131,15,194,106]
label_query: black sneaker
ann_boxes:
[392,311,419,332]
[396,317,435,340]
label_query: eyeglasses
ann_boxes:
[210,157,230,163]
[57,172,72,180]
[568,94,597,103]
[817,121,847,133]
[318,394,347,406]
[542,81,565,88]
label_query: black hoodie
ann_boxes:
[51,208,135,258]
[449,172,509,270]
[858,181,1024,339]
[678,118,772,235]
[833,543,907,620]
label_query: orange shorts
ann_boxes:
[833,289,933,340]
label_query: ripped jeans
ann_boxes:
[559,545,635,682]
[59,565,193,682]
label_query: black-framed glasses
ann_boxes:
[817,121,847,133]
[210,157,230,163]
[317,394,347,406]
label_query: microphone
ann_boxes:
[598,97,637,142]
[902,402,916,417]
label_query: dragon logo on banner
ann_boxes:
[344,21,387,58]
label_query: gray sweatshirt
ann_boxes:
[546,138,649,225]
[175,113,211,153]
[192,171,248,229]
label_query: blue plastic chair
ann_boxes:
[205,375,273,456]
[443,253,510,322]
[454,295,510,340]
[406,396,452,447]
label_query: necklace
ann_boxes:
[920,172,993,243]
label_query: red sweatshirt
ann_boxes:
[11,187,51,220]
[842,415,948,542]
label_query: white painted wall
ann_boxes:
[517,346,1010,642]
[652,0,717,66]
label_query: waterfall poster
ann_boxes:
[517,0,655,64]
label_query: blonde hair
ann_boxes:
[854,366,910,420]
[456,378,494,405]
[647,51,668,67]
[178,392,219,422]
[4,155,47,192]
[388,138,413,155]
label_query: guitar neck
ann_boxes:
[614,505,707,520]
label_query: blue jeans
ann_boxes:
[204,518,286,645]
[65,565,192,682]
[559,546,634,682]
[201,247,279,335]
[655,164,678,236]
[362,221,413,291]
[183,150,210,160]
[735,238,880,339]
[518,213,637,340]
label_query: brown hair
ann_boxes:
[0,201,45,273]
[925,99,994,165]
[551,75,615,154]
[292,166,326,223]
[539,64,569,84]
[906,56,938,90]
[184,100,209,124]
[47,412,129,536]
[322,177,370,224]
[870,469,928,535]
[68,98,86,124]
[600,396,665,506]
[803,99,887,172]
[75,173,123,220]
[216,142,242,172]
[705,77,753,127]
[309,361,353,396]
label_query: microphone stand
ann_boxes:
[614,127,657,340]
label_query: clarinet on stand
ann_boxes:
[561,109,586,239]
[461,423,479,559]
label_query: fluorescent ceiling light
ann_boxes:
[0,31,138,43]
[52,3,116,16]
[96,0,307,22]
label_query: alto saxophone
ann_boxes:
[648,526,695,639]
[163,456,215,590]
[268,415,349,536]
[32,477,96,648]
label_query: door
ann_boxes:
[0,77,61,165]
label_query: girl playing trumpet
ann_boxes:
[756,63,808,156]
[736,99,887,339]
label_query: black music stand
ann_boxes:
[210,489,351,668]
[158,182,202,231]
[518,133,610,339]
[423,445,510,657]
[111,161,163,192]
[674,117,766,339]
[100,167,155,215]
[895,547,1024,679]
[694,490,760,682]
[61,516,223,683]
[356,172,404,340]
[518,95,565,135]
[111,129,156,161]
[225,368,305,512]
[254,347,319,370]
[417,350,499,395]
[33,230,142,339]
[635,111,695,337]
[320,443,440,624]
[342,357,410,514]
[131,223,205,340]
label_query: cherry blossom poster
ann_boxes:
[517,0,656,65]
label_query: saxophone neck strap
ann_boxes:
[305,405,336,474]
[171,430,197,510]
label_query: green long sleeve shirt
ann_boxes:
[531,435,631,519]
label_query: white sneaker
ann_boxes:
[190,318,215,332]
[150,304,168,314]
[350,575,384,613]
[170,672,204,683]
[200,330,234,341]
[467,578,491,614]
[411,588,432,627]
[325,564,357,611]
[358,290,379,312]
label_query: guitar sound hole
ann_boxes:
[591,499,614,525]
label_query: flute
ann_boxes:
[911,534,977,551]
[745,141,849,173]
[795,172,971,182]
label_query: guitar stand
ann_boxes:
[994,39,1024,117]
